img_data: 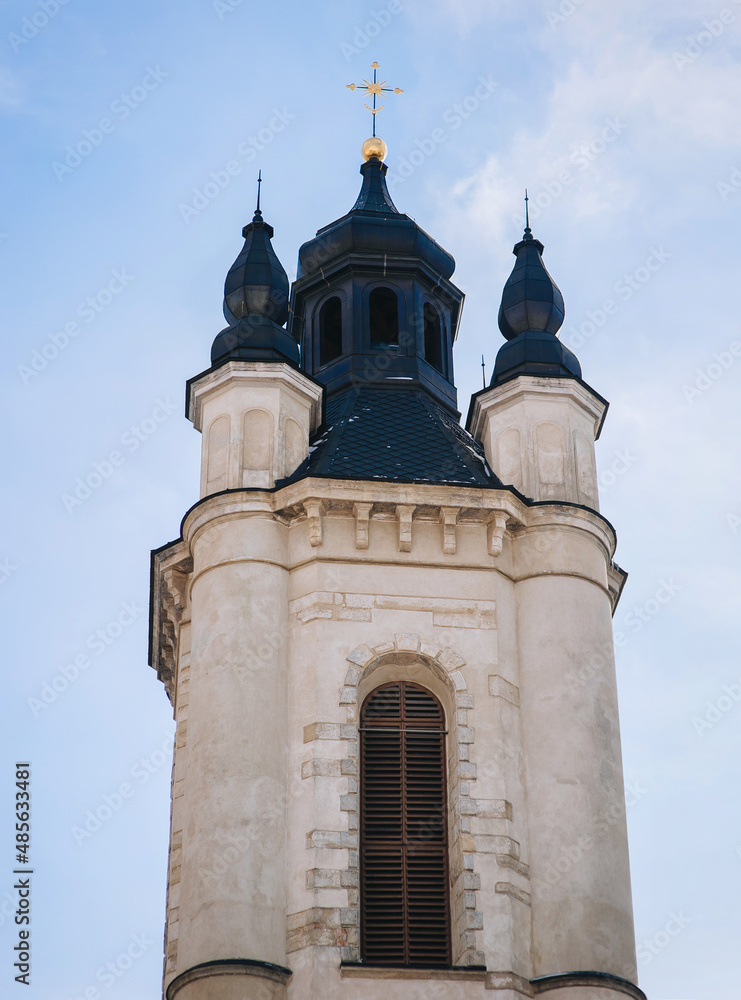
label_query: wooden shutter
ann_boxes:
[360,682,450,966]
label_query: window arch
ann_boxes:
[360,681,450,967]
[318,296,343,366]
[423,302,445,374]
[369,287,399,347]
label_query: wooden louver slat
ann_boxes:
[360,681,450,967]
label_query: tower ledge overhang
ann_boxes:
[466,373,609,442]
[185,359,325,430]
[149,476,626,703]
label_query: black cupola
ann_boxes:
[491,220,581,386]
[289,153,464,414]
[211,193,298,368]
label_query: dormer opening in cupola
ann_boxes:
[318,295,343,367]
[423,302,444,375]
[369,286,399,348]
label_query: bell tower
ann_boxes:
[149,142,645,1000]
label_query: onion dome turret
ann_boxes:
[491,217,580,386]
[211,189,298,368]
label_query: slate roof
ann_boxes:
[282,386,503,488]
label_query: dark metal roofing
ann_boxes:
[210,208,299,368]
[283,385,502,487]
[492,224,581,387]
[296,158,456,282]
[498,226,564,340]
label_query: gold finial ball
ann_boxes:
[362,136,388,162]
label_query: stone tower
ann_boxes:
[149,147,644,1000]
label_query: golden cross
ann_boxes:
[347,62,403,137]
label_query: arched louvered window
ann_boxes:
[369,287,399,347]
[360,682,450,967]
[319,296,343,366]
[423,302,444,374]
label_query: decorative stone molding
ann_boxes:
[150,543,192,704]
[303,498,325,547]
[488,674,521,706]
[440,505,460,554]
[352,502,372,549]
[287,907,357,954]
[530,971,647,999]
[487,511,508,556]
[164,829,182,977]
[607,558,629,615]
[341,965,488,981]
[290,592,496,630]
[485,970,535,994]
[166,959,292,1000]
[396,503,415,552]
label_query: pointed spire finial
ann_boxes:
[524,188,532,240]
[253,170,263,221]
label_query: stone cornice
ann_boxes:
[179,478,618,563]
[149,539,192,703]
[151,479,623,696]
[467,375,608,443]
[186,360,324,432]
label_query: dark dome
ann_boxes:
[492,329,581,385]
[498,229,564,340]
[210,206,298,368]
[492,225,579,387]
[297,158,455,281]
[211,315,299,367]
[223,209,290,327]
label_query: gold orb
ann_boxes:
[362,136,388,162]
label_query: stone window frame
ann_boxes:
[340,633,486,968]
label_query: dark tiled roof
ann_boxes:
[285,387,502,487]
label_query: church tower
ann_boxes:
[149,139,644,1000]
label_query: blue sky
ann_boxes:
[1,1,740,997]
